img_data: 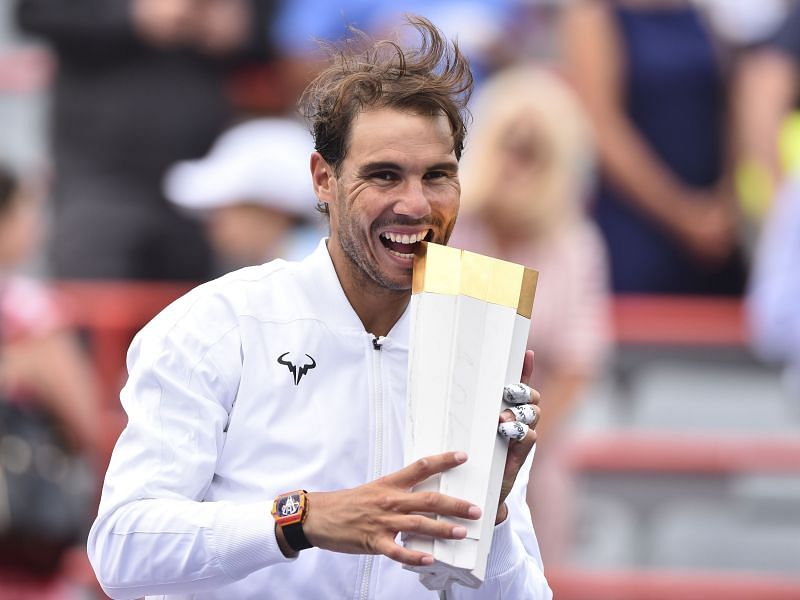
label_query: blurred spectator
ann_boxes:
[748,175,800,394]
[734,3,800,220]
[564,0,747,295]
[0,165,98,597]
[453,65,611,439]
[15,0,277,280]
[450,65,613,563]
[164,118,324,272]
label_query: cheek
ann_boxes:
[435,185,461,218]
[209,212,250,252]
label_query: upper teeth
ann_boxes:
[381,230,429,244]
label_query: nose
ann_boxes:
[393,179,431,219]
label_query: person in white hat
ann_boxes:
[164,118,325,272]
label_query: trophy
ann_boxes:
[403,242,538,591]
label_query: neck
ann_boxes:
[327,242,410,338]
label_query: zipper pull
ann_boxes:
[372,335,383,350]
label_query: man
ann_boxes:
[16,0,277,280]
[88,17,551,599]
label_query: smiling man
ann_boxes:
[87,16,551,600]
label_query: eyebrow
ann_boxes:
[356,160,459,175]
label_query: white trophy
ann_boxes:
[403,241,538,591]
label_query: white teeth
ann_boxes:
[380,229,430,244]
[387,248,414,259]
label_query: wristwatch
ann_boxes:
[271,489,312,552]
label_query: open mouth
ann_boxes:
[378,229,433,259]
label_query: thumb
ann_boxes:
[520,350,534,385]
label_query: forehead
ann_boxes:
[345,107,456,168]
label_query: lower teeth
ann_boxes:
[387,248,413,259]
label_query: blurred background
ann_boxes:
[1,0,800,598]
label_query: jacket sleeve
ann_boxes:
[16,0,135,43]
[450,448,552,600]
[87,291,292,600]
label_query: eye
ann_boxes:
[371,171,399,182]
[424,171,448,180]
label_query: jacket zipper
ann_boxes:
[358,335,385,600]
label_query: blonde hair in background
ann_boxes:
[459,65,595,233]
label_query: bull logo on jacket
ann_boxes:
[277,352,317,386]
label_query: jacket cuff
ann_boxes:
[212,501,295,580]
[484,513,525,579]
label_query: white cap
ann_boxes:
[164,118,317,219]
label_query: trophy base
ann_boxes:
[404,559,482,591]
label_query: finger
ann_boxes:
[501,404,539,427]
[391,513,470,540]
[502,382,531,405]
[507,427,537,466]
[521,349,534,385]
[502,383,541,406]
[387,451,468,489]
[375,538,435,567]
[386,490,482,520]
[498,421,529,442]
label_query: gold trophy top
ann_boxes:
[412,242,538,319]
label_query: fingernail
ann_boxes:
[498,421,529,441]
[452,526,467,538]
[468,505,482,519]
[420,555,434,565]
[503,383,532,405]
[454,451,468,463]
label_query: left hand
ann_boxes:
[495,349,540,524]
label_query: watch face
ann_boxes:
[277,494,301,517]
[273,491,306,526]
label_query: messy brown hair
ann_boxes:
[300,15,473,213]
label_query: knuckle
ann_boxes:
[423,491,438,509]
[416,457,431,472]
[409,514,425,530]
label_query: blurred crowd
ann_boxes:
[1,0,800,597]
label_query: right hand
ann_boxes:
[302,452,482,566]
[668,192,739,265]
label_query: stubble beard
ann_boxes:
[335,209,410,293]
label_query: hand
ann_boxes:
[189,0,250,56]
[300,452,482,566]
[667,192,739,266]
[496,350,541,524]
[131,0,196,48]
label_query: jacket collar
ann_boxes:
[301,239,410,349]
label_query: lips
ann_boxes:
[378,229,432,258]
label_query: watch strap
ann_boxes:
[282,520,312,552]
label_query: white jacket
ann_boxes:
[88,240,552,600]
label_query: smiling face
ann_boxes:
[313,107,461,295]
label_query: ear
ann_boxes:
[311,152,335,207]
